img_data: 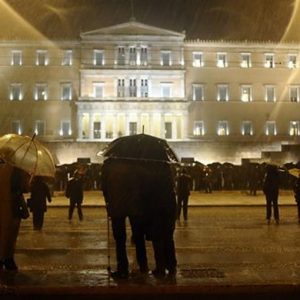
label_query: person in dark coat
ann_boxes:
[29,176,52,230]
[293,174,300,223]
[65,171,84,221]
[263,165,280,224]
[176,168,192,221]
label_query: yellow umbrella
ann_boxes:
[288,168,300,178]
[0,133,55,178]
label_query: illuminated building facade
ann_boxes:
[1,20,300,164]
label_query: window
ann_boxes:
[241,53,251,68]
[36,50,48,66]
[11,50,22,66]
[93,83,104,98]
[117,47,125,65]
[61,83,72,100]
[264,53,275,68]
[60,121,71,136]
[140,47,148,65]
[10,84,22,101]
[141,79,148,97]
[241,85,252,102]
[129,122,137,135]
[34,84,48,100]
[165,122,172,139]
[290,86,300,102]
[161,51,171,66]
[161,83,172,98]
[217,53,227,68]
[11,120,21,135]
[129,79,137,97]
[241,121,253,135]
[217,121,229,136]
[117,79,125,97]
[93,121,101,139]
[35,120,45,136]
[193,52,203,67]
[192,84,204,101]
[217,84,229,101]
[288,54,297,69]
[93,49,104,66]
[265,86,276,102]
[62,50,72,66]
[265,121,277,135]
[193,121,204,136]
[290,121,300,136]
[129,47,137,65]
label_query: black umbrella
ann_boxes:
[99,133,178,163]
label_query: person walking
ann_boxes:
[66,171,84,221]
[176,168,192,221]
[29,176,52,230]
[293,173,300,223]
[263,164,280,225]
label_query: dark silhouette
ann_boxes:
[65,171,84,221]
[293,175,300,223]
[176,168,192,221]
[29,176,52,230]
[263,165,280,224]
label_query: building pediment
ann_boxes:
[81,20,185,39]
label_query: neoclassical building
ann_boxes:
[1,20,300,165]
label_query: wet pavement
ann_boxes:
[1,191,300,299]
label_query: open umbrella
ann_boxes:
[288,168,300,178]
[0,133,56,178]
[98,133,178,163]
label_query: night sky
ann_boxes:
[0,0,297,41]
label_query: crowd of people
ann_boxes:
[1,158,300,276]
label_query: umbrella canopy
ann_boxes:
[98,133,178,163]
[288,168,300,178]
[0,133,56,178]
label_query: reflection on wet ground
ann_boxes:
[1,206,300,299]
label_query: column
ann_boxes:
[77,113,83,140]
[89,113,93,140]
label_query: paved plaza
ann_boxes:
[1,191,300,299]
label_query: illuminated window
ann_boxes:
[193,52,203,67]
[241,121,253,135]
[140,47,148,66]
[193,121,204,136]
[141,79,148,97]
[35,120,45,136]
[11,120,22,135]
[34,84,48,100]
[93,83,104,98]
[241,85,252,102]
[290,121,300,136]
[36,50,48,66]
[93,121,101,139]
[62,50,72,66]
[264,53,275,68]
[265,121,277,136]
[11,50,22,66]
[61,83,72,100]
[59,121,71,136]
[217,53,227,68]
[288,54,297,69]
[161,83,172,98]
[117,79,125,97]
[217,121,229,136]
[241,53,251,68]
[289,86,300,102]
[217,84,229,101]
[193,84,204,101]
[129,79,137,97]
[93,49,104,66]
[10,84,22,101]
[117,47,125,65]
[129,47,137,65]
[265,86,276,102]
[161,51,171,66]
[129,122,137,135]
